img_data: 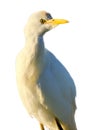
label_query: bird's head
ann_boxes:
[24,11,69,38]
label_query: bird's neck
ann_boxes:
[25,34,45,63]
[23,34,45,82]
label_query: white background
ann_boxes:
[0,0,98,130]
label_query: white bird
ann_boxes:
[16,10,77,130]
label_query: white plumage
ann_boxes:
[16,10,77,130]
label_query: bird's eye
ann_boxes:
[40,18,46,24]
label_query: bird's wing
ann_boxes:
[37,50,76,124]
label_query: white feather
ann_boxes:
[16,11,77,130]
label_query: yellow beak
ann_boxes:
[45,19,69,25]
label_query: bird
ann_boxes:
[16,10,77,130]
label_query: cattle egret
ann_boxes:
[16,10,77,130]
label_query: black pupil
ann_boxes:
[40,19,46,24]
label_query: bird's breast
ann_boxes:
[16,50,45,114]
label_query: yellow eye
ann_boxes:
[40,18,46,24]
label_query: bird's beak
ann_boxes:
[45,19,69,25]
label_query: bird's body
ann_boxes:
[16,11,77,130]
